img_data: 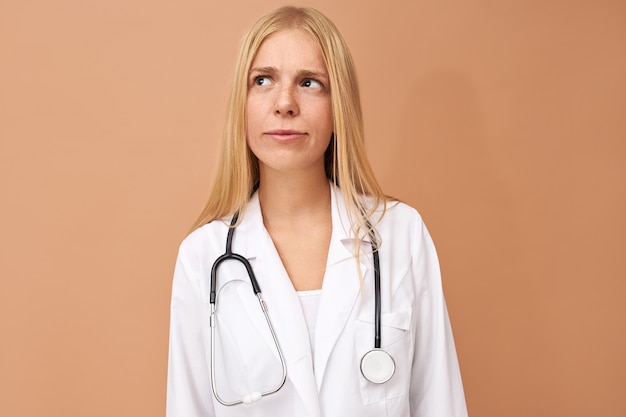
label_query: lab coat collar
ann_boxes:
[229,190,264,260]
[230,182,368,417]
[232,182,368,261]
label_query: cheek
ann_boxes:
[245,96,271,132]
[245,100,259,137]
[308,99,333,130]
[244,104,261,156]
[321,99,334,128]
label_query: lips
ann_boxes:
[264,129,307,142]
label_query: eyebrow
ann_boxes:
[249,66,277,75]
[249,66,329,80]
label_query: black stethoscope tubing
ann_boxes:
[209,210,392,406]
[209,211,262,305]
[368,221,382,350]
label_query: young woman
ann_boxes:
[167,6,468,417]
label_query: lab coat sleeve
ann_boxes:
[166,244,215,417]
[409,216,468,417]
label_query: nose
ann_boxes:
[274,86,299,116]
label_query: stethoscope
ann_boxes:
[209,211,395,406]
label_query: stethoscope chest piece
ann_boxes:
[360,348,395,384]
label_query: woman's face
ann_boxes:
[245,29,333,177]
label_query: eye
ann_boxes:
[302,78,323,88]
[254,76,273,86]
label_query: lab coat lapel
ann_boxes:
[313,185,367,390]
[222,194,281,358]
[237,193,322,417]
[254,246,321,417]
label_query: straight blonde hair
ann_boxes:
[192,6,387,241]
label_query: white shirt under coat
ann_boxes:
[166,183,468,417]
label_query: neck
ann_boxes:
[257,167,331,225]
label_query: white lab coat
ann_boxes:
[166,184,468,417]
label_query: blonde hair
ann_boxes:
[192,6,387,240]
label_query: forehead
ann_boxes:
[251,29,328,72]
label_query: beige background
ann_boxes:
[1,0,625,416]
